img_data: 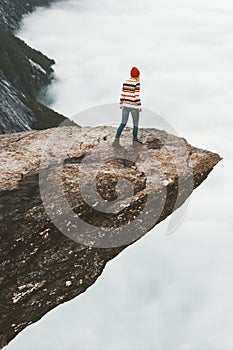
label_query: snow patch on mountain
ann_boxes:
[0,72,35,134]
[28,59,47,75]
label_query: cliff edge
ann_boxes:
[0,126,221,348]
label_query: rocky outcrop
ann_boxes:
[0,0,73,134]
[0,126,221,348]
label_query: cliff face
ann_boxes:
[0,0,72,134]
[0,23,71,134]
[0,126,221,348]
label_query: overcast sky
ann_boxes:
[7,0,233,348]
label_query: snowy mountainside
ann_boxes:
[0,71,35,134]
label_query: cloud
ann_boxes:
[9,0,233,349]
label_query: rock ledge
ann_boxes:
[0,126,221,348]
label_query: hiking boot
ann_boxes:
[132,138,142,147]
[112,138,121,148]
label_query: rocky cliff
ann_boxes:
[0,126,221,348]
[0,0,72,134]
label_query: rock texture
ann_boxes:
[0,126,221,348]
[0,0,73,134]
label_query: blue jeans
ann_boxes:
[115,106,139,139]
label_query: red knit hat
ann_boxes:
[130,66,140,78]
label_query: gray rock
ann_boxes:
[0,126,221,348]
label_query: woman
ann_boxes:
[113,66,142,147]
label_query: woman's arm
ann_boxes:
[135,83,142,112]
[119,84,125,108]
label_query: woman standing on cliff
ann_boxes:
[113,66,142,147]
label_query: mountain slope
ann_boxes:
[0,0,74,134]
[0,0,61,32]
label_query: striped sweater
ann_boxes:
[119,77,141,109]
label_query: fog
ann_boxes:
[6,0,233,349]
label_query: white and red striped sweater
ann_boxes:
[119,77,141,109]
